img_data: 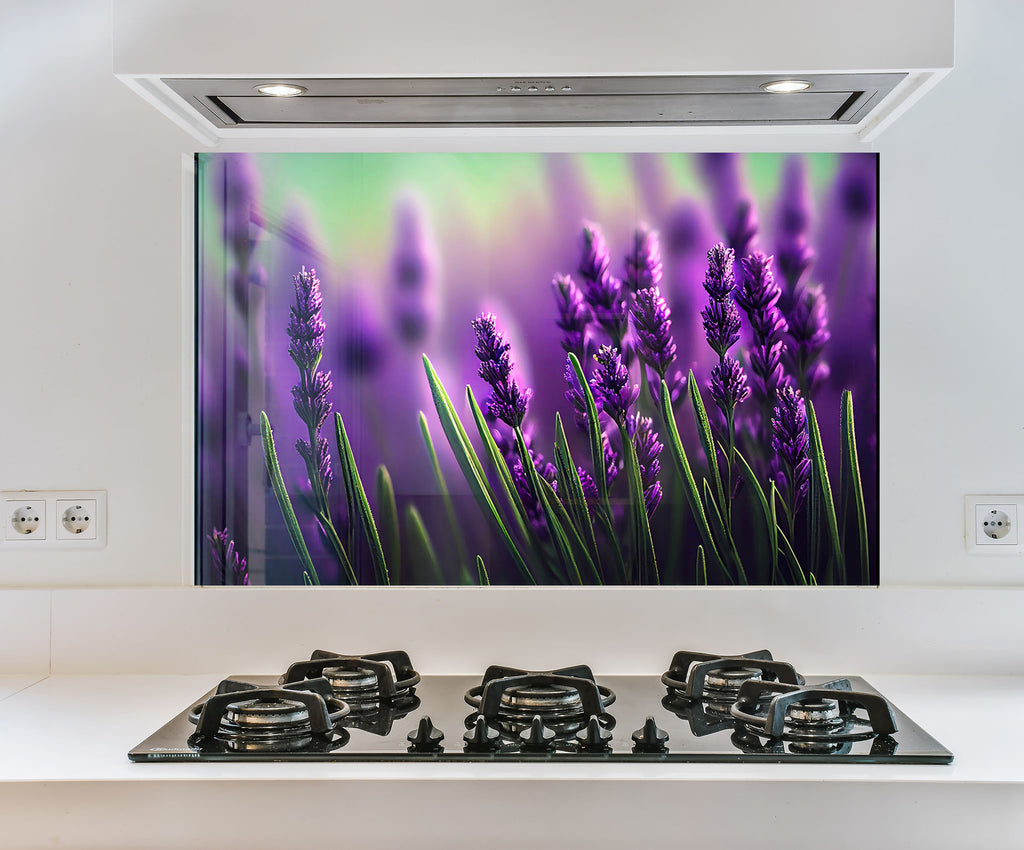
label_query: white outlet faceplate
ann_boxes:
[964,495,1024,556]
[0,490,107,549]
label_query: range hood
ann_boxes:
[113,0,953,144]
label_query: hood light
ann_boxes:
[255,83,307,97]
[760,80,812,94]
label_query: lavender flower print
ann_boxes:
[630,413,664,517]
[734,251,788,404]
[552,273,593,363]
[207,527,250,586]
[472,312,531,429]
[578,222,628,342]
[785,281,831,396]
[590,345,639,426]
[772,384,811,519]
[624,224,663,294]
[631,286,677,381]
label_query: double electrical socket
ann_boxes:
[1,490,107,549]
[964,495,1024,556]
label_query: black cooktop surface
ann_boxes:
[129,672,953,764]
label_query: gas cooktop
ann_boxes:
[128,649,953,764]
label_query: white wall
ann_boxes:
[0,0,1020,589]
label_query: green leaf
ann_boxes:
[404,505,444,585]
[703,478,744,584]
[807,400,844,584]
[658,380,728,580]
[567,355,611,513]
[513,428,585,585]
[476,555,490,586]
[552,413,602,578]
[696,545,707,585]
[778,527,808,586]
[688,370,727,512]
[466,387,541,556]
[735,449,778,585]
[422,355,535,584]
[335,413,390,585]
[840,390,871,585]
[259,411,321,586]
[617,421,659,584]
[375,465,401,585]
[418,413,470,574]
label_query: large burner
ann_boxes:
[730,677,898,744]
[465,665,615,732]
[187,677,350,752]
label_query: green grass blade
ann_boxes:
[476,555,490,586]
[777,527,808,586]
[422,356,536,584]
[735,449,778,585]
[375,465,401,585]
[769,482,780,585]
[259,411,321,586]
[513,428,584,585]
[658,380,727,579]
[696,545,707,585]
[840,390,871,585]
[807,400,844,584]
[418,413,470,574]
[335,413,390,585]
[404,505,444,585]
[703,479,744,584]
[553,413,602,577]
[466,386,543,557]
[567,355,612,506]
[316,510,358,586]
[617,422,659,584]
[688,370,726,511]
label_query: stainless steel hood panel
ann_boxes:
[166,74,902,129]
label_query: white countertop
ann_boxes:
[1,673,1022,848]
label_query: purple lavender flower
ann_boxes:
[578,222,628,340]
[552,273,593,362]
[710,356,751,416]
[703,242,736,301]
[602,430,620,488]
[590,345,639,426]
[564,358,592,430]
[287,267,333,501]
[338,288,386,378]
[773,155,814,296]
[785,282,832,395]
[503,434,557,534]
[631,286,677,381]
[700,243,742,359]
[577,466,599,504]
[207,527,250,586]
[734,252,789,401]
[624,224,663,294]
[288,267,327,372]
[630,413,664,517]
[701,300,742,360]
[472,312,531,429]
[772,385,811,513]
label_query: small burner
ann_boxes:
[785,698,845,734]
[465,665,615,734]
[662,649,804,703]
[281,650,420,705]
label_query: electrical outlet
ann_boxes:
[5,500,46,541]
[964,495,1024,556]
[0,490,106,549]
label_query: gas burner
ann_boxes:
[730,677,898,744]
[465,665,615,735]
[661,649,804,705]
[187,677,350,753]
[280,650,421,706]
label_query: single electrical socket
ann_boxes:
[964,495,1024,556]
[5,500,46,541]
[0,490,107,549]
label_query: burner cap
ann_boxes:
[785,698,844,734]
[500,683,584,717]
[224,697,311,729]
[323,666,380,695]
